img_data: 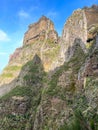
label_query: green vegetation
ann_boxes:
[89,24,98,35]
[1,73,13,78]
[0,65,21,79]
[1,86,32,100]
[0,56,45,130]
[46,39,57,48]
[4,65,21,71]
[68,44,86,73]
[86,39,96,49]
[59,111,98,130]
[23,59,46,86]
[43,39,60,62]
[46,43,86,98]
[46,63,69,98]
[0,31,98,130]
[44,46,60,61]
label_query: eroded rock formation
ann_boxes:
[0,5,98,130]
[23,16,58,45]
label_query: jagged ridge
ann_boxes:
[0,5,98,130]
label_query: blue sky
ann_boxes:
[0,0,98,73]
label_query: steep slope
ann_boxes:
[60,9,87,63]
[23,16,58,45]
[1,35,98,130]
[0,55,46,130]
[0,5,98,130]
[60,5,98,63]
[32,39,87,130]
[0,16,60,93]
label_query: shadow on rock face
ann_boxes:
[0,54,46,130]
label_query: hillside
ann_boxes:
[0,5,98,130]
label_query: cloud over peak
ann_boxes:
[0,52,8,55]
[18,10,30,18]
[0,30,10,42]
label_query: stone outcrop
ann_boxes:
[9,47,22,63]
[0,5,98,130]
[1,6,98,91]
[60,9,87,63]
[84,5,98,28]
[0,16,59,87]
[84,5,98,40]
[1,5,98,90]
[60,6,98,64]
[23,16,58,45]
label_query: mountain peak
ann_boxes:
[23,15,58,45]
[39,15,49,21]
[83,4,98,27]
[0,5,98,130]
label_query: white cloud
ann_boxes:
[0,52,8,55]
[18,10,30,18]
[0,30,10,42]
[18,38,23,45]
[47,11,58,18]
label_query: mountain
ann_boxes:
[0,5,98,130]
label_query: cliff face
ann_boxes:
[9,16,59,67]
[60,9,87,63]
[23,16,58,45]
[0,5,98,130]
[0,16,59,87]
[60,6,98,63]
[84,5,98,27]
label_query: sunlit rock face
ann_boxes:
[1,6,98,88]
[84,5,98,40]
[60,9,87,63]
[84,5,98,27]
[0,16,59,87]
[0,5,98,130]
[23,16,58,45]
[60,6,98,64]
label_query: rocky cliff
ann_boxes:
[0,5,98,130]
[0,16,59,87]
[23,16,58,45]
[60,5,98,63]
[60,9,87,62]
